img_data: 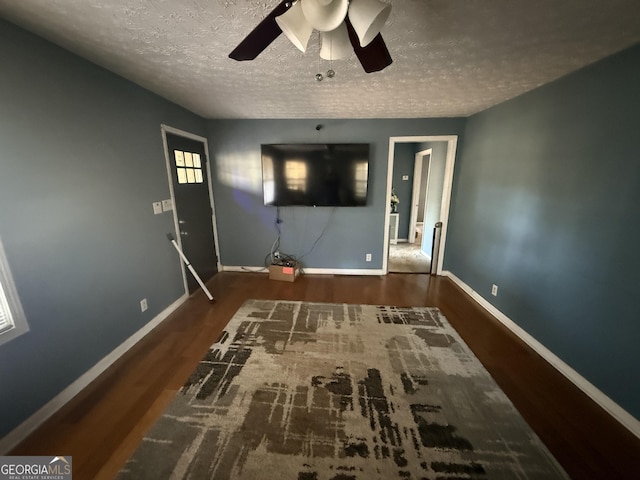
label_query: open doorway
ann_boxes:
[383,136,458,275]
[388,148,432,273]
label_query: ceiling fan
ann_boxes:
[229,0,393,74]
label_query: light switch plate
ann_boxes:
[162,199,173,212]
[152,202,163,215]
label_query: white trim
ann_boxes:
[384,136,458,275]
[159,125,209,143]
[221,266,384,276]
[161,127,188,294]
[0,294,188,454]
[220,265,269,273]
[443,270,640,440]
[302,268,384,275]
[161,125,222,295]
[220,266,268,273]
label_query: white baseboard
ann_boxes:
[443,270,640,440]
[302,267,384,275]
[0,293,188,454]
[220,265,268,273]
[221,266,384,276]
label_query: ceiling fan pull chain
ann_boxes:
[327,35,335,78]
[316,33,324,81]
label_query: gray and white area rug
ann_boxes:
[119,300,568,479]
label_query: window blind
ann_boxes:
[0,281,13,334]
[0,237,27,344]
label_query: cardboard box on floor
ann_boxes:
[268,263,300,282]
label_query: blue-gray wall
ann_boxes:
[445,44,640,418]
[0,20,206,439]
[207,120,465,270]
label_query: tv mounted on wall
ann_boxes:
[261,143,370,207]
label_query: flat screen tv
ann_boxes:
[261,143,369,206]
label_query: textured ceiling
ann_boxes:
[1,0,639,119]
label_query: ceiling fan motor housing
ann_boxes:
[301,0,350,32]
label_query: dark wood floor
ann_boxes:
[9,273,640,479]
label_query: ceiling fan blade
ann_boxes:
[229,1,290,61]
[345,17,392,73]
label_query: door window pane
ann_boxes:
[175,150,185,166]
[174,150,204,184]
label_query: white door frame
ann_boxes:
[160,124,222,295]
[383,136,458,275]
[408,149,432,244]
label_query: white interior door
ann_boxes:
[408,149,431,244]
[408,155,422,244]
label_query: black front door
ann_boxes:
[165,132,217,293]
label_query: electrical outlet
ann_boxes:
[491,284,498,296]
[366,253,372,262]
[140,298,148,312]
[152,202,162,215]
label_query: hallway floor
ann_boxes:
[388,227,431,273]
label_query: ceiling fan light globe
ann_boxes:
[348,0,391,47]
[275,1,313,52]
[301,0,349,32]
[320,22,351,60]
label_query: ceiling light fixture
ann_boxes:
[229,0,393,78]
